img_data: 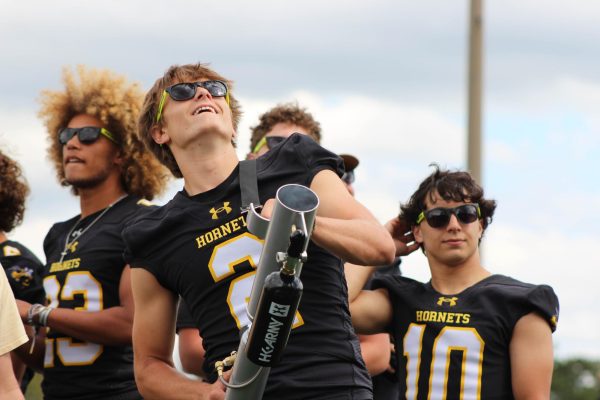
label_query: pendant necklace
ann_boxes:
[59,194,128,263]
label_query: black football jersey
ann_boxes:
[1,240,45,304]
[176,298,195,332]
[124,134,372,399]
[42,196,152,400]
[372,274,559,400]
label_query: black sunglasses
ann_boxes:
[58,127,118,145]
[416,203,481,228]
[252,136,286,154]
[341,170,355,185]
[155,80,230,123]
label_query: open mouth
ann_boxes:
[193,105,217,115]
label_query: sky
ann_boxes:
[1,0,598,360]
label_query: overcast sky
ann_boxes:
[1,0,598,360]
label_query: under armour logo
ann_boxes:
[437,296,458,307]
[209,202,232,220]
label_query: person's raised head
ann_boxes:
[139,63,242,178]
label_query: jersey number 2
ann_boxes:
[207,233,303,329]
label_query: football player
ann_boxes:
[15,66,168,400]
[350,165,559,399]
[124,63,396,400]
[0,149,45,390]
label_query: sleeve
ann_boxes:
[176,298,197,332]
[262,133,345,186]
[1,244,46,304]
[0,268,28,355]
[526,284,559,332]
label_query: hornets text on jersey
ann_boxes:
[372,274,559,400]
[42,196,153,400]
[124,134,373,400]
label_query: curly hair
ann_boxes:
[38,65,169,200]
[249,102,322,152]
[400,164,497,237]
[139,63,242,178]
[0,150,29,233]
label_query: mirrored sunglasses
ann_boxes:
[58,127,118,145]
[416,203,481,228]
[155,80,230,123]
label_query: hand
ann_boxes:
[208,370,231,400]
[384,216,420,257]
[260,198,276,220]
[16,299,32,322]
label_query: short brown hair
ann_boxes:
[38,65,169,200]
[249,102,322,152]
[139,63,242,178]
[0,150,29,233]
[401,164,497,238]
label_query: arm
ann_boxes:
[20,266,135,346]
[0,353,24,400]
[357,333,391,376]
[178,328,206,378]
[344,262,376,303]
[131,268,226,400]
[309,170,395,266]
[349,288,393,334]
[509,312,554,400]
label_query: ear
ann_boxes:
[151,124,170,146]
[477,219,484,240]
[413,224,424,244]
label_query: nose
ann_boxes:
[446,213,461,231]
[65,132,81,149]
[194,84,213,100]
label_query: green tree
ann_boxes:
[552,358,600,400]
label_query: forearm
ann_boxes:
[13,329,45,373]
[46,306,133,346]
[358,333,391,376]
[136,356,214,399]
[344,263,376,303]
[312,216,395,266]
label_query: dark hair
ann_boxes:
[139,63,242,178]
[401,164,497,237]
[0,150,29,232]
[249,102,321,151]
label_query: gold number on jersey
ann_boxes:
[207,233,304,330]
[404,325,484,400]
[43,271,104,367]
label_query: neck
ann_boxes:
[178,143,239,196]
[77,179,127,218]
[428,251,491,295]
[0,231,7,243]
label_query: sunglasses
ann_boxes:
[155,80,230,123]
[252,136,286,154]
[416,203,481,228]
[341,170,355,185]
[58,127,119,145]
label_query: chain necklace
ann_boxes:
[59,194,128,263]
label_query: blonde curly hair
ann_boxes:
[139,63,242,178]
[38,65,169,199]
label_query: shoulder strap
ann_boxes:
[239,159,261,212]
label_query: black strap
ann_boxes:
[239,159,261,212]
